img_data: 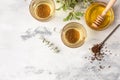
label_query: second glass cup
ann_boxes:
[29,0,55,21]
[61,22,87,48]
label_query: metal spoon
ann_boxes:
[92,24,120,54]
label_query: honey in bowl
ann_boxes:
[61,22,87,48]
[85,2,114,30]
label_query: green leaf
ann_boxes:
[75,12,84,16]
[64,12,73,21]
[74,16,80,20]
[56,5,63,10]
[56,0,60,3]
[72,13,80,20]
[63,4,68,11]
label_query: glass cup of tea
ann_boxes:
[61,22,87,48]
[29,0,55,21]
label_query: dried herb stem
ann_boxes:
[40,36,60,53]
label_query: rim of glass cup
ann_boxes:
[61,22,87,48]
[29,0,55,22]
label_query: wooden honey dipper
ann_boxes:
[92,0,116,28]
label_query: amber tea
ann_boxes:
[65,28,80,44]
[35,3,51,18]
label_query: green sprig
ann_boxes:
[64,11,84,21]
[56,0,94,21]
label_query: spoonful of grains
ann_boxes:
[91,24,120,60]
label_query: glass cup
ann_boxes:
[85,2,114,31]
[61,22,87,48]
[29,0,55,21]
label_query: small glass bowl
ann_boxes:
[85,2,114,31]
[29,0,55,21]
[61,22,87,48]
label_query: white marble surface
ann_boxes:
[0,0,120,80]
